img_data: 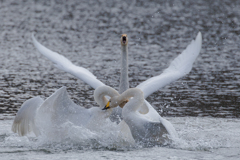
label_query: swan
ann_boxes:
[103,87,177,146]
[32,32,202,121]
[12,85,121,136]
[32,33,201,115]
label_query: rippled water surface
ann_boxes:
[0,0,240,159]
[0,0,240,117]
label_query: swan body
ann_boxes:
[106,88,177,145]
[12,85,119,136]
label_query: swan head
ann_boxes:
[121,34,128,46]
[102,97,129,110]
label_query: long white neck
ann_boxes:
[94,86,119,108]
[119,45,129,94]
[119,88,144,118]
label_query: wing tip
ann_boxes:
[197,31,202,39]
[195,32,202,49]
[12,118,28,136]
[32,33,36,42]
[32,32,40,48]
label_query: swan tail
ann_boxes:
[12,96,44,136]
[164,32,202,75]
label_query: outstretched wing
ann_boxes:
[32,34,105,89]
[12,96,44,136]
[36,86,93,128]
[137,32,202,98]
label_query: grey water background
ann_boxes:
[0,0,239,118]
[1,0,240,159]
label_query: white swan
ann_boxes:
[32,33,202,120]
[103,87,177,146]
[12,85,120,136]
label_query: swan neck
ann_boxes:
[119,45,129,94]
[94,86,119,108]
[121,88,144,113]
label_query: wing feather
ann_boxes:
[12,96,44,136]
[137,32,202,98]
[36,86,93,128]
[12,87,98,136]
[32,34,105,89]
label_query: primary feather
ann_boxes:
[12,97,44,136]
[32,34,104,89]
[137,32,202,98]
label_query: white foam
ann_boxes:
[2,117,240,155]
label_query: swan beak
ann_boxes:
[102,101,110,110]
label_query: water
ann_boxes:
[1,116,240,159]
[0,0,240,159]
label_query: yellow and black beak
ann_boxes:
[102,101,110,110]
